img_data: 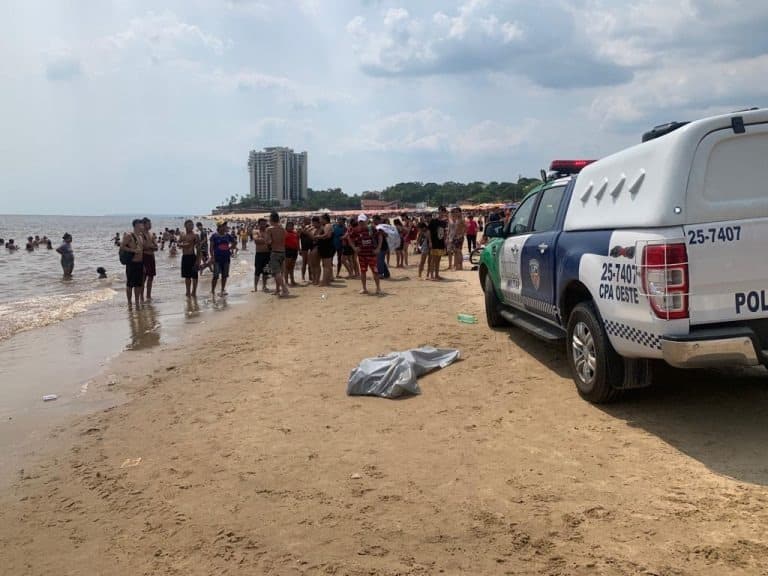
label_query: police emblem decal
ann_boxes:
[529,259,540,290]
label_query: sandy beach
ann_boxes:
[3,269,768,575]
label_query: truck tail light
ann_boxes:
[642,243,689,320]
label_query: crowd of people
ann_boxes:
[3,206,503,304]
[1,235,54,252]
[1,233,75,279]
[111,207,501,304]
[236,205,494,296]
[118,218,214,304]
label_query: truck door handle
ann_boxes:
[538,243,549,254]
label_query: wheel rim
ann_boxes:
[572,321,597,387]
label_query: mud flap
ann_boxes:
[618,358,653,389]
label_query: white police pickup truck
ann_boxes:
[480,108,768,403]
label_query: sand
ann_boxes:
[3,267,768,575]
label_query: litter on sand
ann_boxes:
[42,394,58,402]
[346,346,460,399]
[120,457,142,469]
[457,313,478,324]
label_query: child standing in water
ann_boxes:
[56,233,74,279]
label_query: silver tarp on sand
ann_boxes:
[346,346,461,398]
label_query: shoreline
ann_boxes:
[3,268,768,574]
[0,262,253,488]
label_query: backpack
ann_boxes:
[119,234,136,265]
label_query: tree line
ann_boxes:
[218,177,542,212]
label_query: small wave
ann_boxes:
[0,288,117,342]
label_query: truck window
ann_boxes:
[532,186,565,232]
[506,193,538,236]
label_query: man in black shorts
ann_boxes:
[120,219,145,305]
[179,219,200,297]
[251,218,271,292]
[209,222,236,296]
[428,206,449,280]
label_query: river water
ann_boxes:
[0,215,231,342]
[0,214,253,475]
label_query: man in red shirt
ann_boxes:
[466,214,478,253]
[348,215,381,295]
[284,220,299,287]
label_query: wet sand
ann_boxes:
[0,275,252,488]
[3,269,768,574]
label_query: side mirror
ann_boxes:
[512,223,527,236]
[485,222,504,238]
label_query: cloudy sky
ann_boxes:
[2,0,768,215]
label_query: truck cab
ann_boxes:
[480,108,768,403]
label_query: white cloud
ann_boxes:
[348,8,434,75]
[355,108,454,152]
[346,15,367,38]
[7,0,768,215]
[384,7,410,27]
[225,0,271,17]
[591,53,768,126]
[351,108,535,156]
[436,0,491,40]
[500,21,523,43]
[203,68,351,109]
[452,119,537,155]
[295,0,321,16]
[346,1,630,88]
[348,0,768,93]
[571,0,768,68]
[104,10,229,60]
[225,0,319,18]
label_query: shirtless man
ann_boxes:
[251,219,271,292]
[141,217,158,301]
[120,219,145,305]
[265,212,289,298]
[179,219,200,297]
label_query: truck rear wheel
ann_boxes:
[484,274,506,328]
[566,302,623,403]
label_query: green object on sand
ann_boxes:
[457,313,478,324]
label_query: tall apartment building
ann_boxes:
[248,147,308,207]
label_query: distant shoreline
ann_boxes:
[0,213,197,219]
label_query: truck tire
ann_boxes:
[566,302,623,403]
[484,274,506,328]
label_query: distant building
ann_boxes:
[248,147,308,207]
[361,198,399,211]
